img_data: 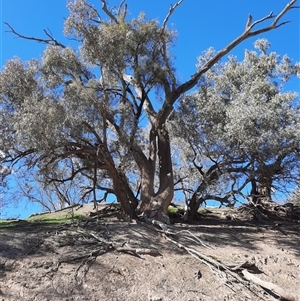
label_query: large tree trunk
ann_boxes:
[135,124,174,219]
[103,150,138,216]
[134,129,156,214]
[257,175,272,200]
[250,174,275,222]
[110,167,138,216]
[256,175,272,206]
[153,126,174,213]
[250,174,271,204]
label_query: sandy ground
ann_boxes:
[0,204,299,301]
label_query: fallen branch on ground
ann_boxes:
[114,247,162,257]
[242,270,297,301]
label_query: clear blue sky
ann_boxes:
[0,0,299,218]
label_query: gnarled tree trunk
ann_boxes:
[135,124,174,219]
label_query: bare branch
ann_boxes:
[247,12,274,31]
[273,0,298,26]
[100,0,118,23]
[162,0,184,32]
[245,14,253,30]
[117,0,127,21]
[123,73,157,125]
[4,22,66,48]
[47,166,91,184]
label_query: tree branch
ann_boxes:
[247,12,274,31]
[4,22,66,48]
[162,0,184,32]
[117,0,127,22]
[100,0,118,23]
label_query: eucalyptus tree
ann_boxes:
[0,0,298,220]
[171,39,300,217]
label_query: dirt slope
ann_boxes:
[0,204,299,301]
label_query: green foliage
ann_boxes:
[170,40,300,204]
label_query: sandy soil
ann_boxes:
[0,204,299,301]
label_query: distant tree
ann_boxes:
[170,39,300,218]
[0,0,298,221]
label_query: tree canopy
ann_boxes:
[1,0,299,221]
[170,39,300,217]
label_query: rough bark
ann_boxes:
[257,175,272,200]
[154,125,174,213]
[136,125,174,217]
[131,129,156,214]
[252,158,283,204]
[110,166,138,216]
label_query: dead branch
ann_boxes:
[158,0,184,95]
[76,228,162,258]
[176,229,215,250]
[76,229,111,245]
[88,210,121,219]
[114,247,162,257]
[162,233,245,286]
[85,2,103,23]
[57,248,108,264]
[100,0,118,23]
[162,0,184,32]
[4,22,66,48]
[242,269,297,301]
[246,12,275,31]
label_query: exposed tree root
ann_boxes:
[147,220,299,301]
[236,201,300,223]
[54,225,163,284]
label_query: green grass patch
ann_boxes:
[28,213,85,223]
[168,206,179,214]
[168,205,185,215]
[0,213,86,229]
[0,219,21,229]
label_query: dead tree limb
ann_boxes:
[162,0,184,32]
[4,22,66,48]
[242,270,297,301]
[100,0,118,23]
[114,247,162,257]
